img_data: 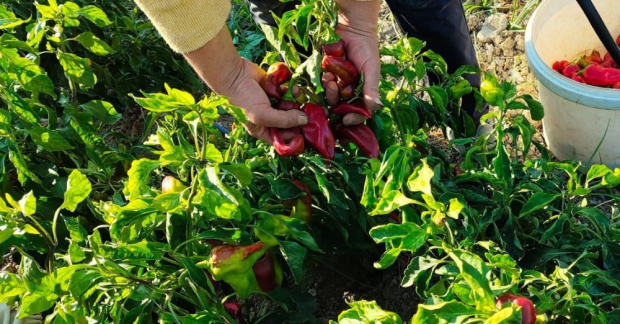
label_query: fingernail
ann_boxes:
[298,114,308,125]
[374,97,384,107]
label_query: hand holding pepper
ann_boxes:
[320,0,382,126]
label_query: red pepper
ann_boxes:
[331,122,379,159]
[572,75,587,84]
[260,62,292,100]
[251,250,283,293]
[339,84,355,100]
[330,99,372,119]
[602,52,618,69]
[223,301,246,324]
[322,39,346,58]
[583,64,620,86]
[562,64,581,78]
[552,60,570,73]
[270,127,304,157]
[613,82,620,89]
[388,212,400,223]
[301,103,335,160]
[322,56,359,86]
[275,100,300,111]
[283,180,312,223]
[496,294,536,324]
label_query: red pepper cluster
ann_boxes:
[261,38,380,161]
[551,35,620,88]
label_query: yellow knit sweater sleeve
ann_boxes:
[134,0,374,54]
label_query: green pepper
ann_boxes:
[198,243,268,299]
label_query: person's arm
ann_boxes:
[134,0,307,143]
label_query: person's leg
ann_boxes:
[385,0,486,122]
[247,0,299,27]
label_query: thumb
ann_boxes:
[251,107,309,129]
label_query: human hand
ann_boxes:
[324,0,382,126]
[184,27,308,144]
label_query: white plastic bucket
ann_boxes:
[525,0,620,167]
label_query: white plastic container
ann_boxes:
[525,0,620,167]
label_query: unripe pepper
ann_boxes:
[252,251,283,293]
[162,176,187,194]
[301,103,335,160]
[330,99,372,119]
[283,180,312,223]
[331,122,380,159]
[198,243,268,299]
[322,56,359,86]
[583,64,620,86]
[270,127,304,157]
[322,39,346,58]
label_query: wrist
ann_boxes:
[183,26,245,97]
[335,0,380,33]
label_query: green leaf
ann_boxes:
[101,241,167,261]
[602,168,620,188]
[520,192,560,217]
[0,88,38,124]
[61,170,92,212]
[25,126,73,152]
[220,103,247,124]
[407,160,434,196]
[522,95,544,120]
[178,255,215,293]
[78,5,112,27]
[204,143,223,163]
[0,272,25,301]
[167,84,196,105]
[74,32,114,56]
[448,250,495,310]
[153,192,182,212]
[35,4,57,19]
[62,217,87,243]
[220,163,252,187]
[411,300,477,324]
[402,256,441,288]
[484,307,515,324]
[313,169,348,210]
[335,300,402,324]
[369,191,416,216]
[8,140,41,184]
[80,100,121,125]
[0,5,27,29]
[426,86,448,114]
[18,191,36,216]
[493,145,511,183]
[280,241,306,284]
[57,52,97,90]
[20,290,57,317]
[369,223,423,243]
[373,248,401,269]
[126,159,161,201]
[447,198,464,219]
[586,164,612,186]
[69,270,102,297]
[68,241,85,263]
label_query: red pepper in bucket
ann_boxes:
[583,64,620,86]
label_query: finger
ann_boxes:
[342,113,368,126]
[322,72,336,85]
[361,61,382,112]
[325,81,340,106]
[280,85,301,98]
[245,123,273,144]
[248,107,309,129]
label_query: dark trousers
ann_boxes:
[248,0,482,120]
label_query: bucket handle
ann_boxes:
[576,0,620,66]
